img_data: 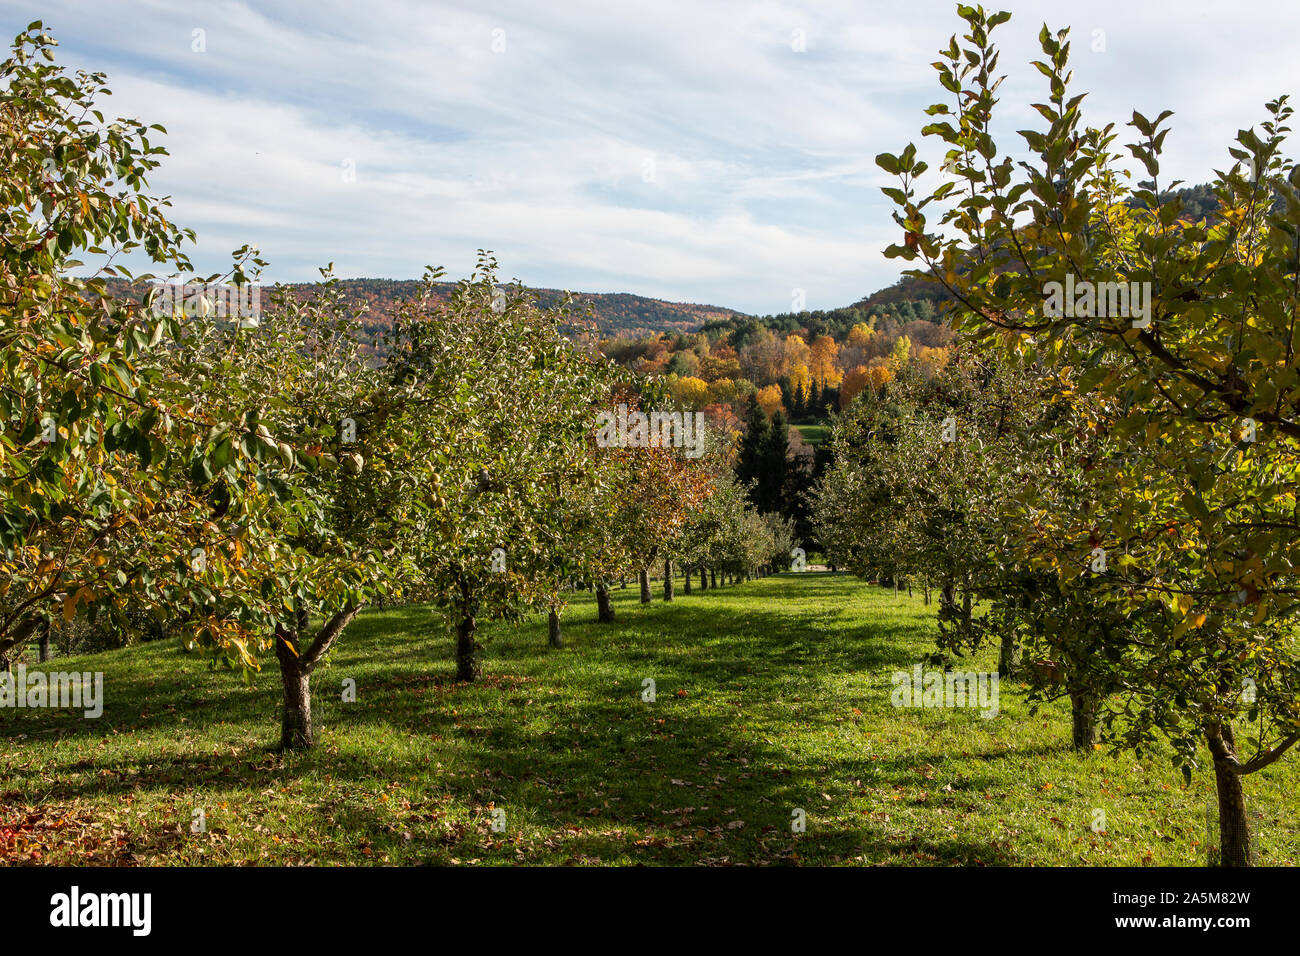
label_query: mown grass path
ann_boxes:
[2,573,1296,865]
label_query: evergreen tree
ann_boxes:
[756,411,790,513]
[736,399,769,497]
[821,385,840,415]
[781,375,804,419]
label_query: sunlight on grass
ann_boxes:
[2,573,1295,866]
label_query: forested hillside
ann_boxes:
[103,276,747,340]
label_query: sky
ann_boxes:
[4,0,1299,314]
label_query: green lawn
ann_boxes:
[2,573,1296,865]
[793,424,831,447]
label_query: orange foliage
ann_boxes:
[756,384,784,417]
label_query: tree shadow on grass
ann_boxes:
[1,574,1035,864]
[0,573,917,744]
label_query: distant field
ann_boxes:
[793,424,831,447]
[3,574,1295,866]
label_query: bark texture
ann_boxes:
[1205,723,1252,867]
[596,582,616,622]
[277,603,361,750]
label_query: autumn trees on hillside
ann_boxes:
[651,319,953,426]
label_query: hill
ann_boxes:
[331,279,749,339]
[100,272,950,345]
[100,277,747,340]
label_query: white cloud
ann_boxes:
[6,0,1298,313]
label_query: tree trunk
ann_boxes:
[700,567,708,591]
[710,569,717,589]
[0,617,42,673]
[1069,688,1097,750]
[684,567,692,594]
[38,623,51,663]
[276,628,313,750]
[548,608,563,648]
[1206,724,1252,867]
[274,604,360,750]
[456,606,481,681]
[596,582,616,622]
[998,631,1017,678]
[639,568,651,603]
[663,559,674,602]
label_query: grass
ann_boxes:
[2,572,1296,866]
[792,424,831,447]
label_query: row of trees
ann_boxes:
[816,6,1300,867]
[0,24,797,751]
